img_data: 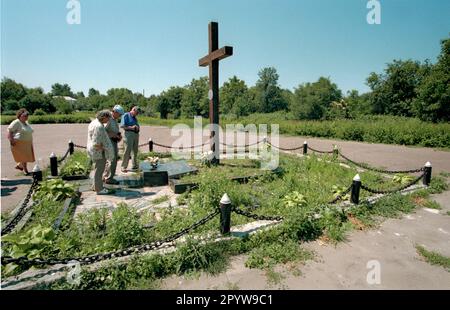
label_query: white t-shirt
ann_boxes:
[8,119,34,141]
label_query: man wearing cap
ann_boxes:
[120,106,140,172]
[104,105,124,184]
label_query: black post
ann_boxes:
[50,152,58,177]
[303,141,308,155]
[351,174,361,205]
[149,139,154,152]
[423,162,432,186]
[32,165,43,182]
[220,193,231,235]
[69,140,75,155]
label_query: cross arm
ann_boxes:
[199,46,233,67]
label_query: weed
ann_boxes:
[416,245,450,271]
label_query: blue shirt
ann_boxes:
[120,112,139,128]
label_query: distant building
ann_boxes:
[52,96,77,101]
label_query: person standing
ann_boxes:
[103,105,124,184]
[7,108,35,175]
[87,110,114,195]
[120,106,140,172]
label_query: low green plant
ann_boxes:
[392,174,414,185]
[245,240,313,269]
[60,162,87,177]
[2,225,56,276]
[282,191,307,208]
[33,179,76,201]
[332,185,351,201]
[416,245,450,271]
[107,204,146,249]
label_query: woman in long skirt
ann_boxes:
[7,108,35,175]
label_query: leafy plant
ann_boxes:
[33,179,76,201]
[392,174,414,185]
[2,225,56,276]
[60,162,87,177]
[107,204,145,249]
[282,191,307,208]
[332,185,351,201]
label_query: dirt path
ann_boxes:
[2,124,449,214]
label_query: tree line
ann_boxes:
[1,37,448,122]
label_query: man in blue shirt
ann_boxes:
[120,106,140,172]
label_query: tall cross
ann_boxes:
[199,22,233,165]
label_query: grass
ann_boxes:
[416,245,450,271]
[2,152,445,289]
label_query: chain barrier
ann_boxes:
[307,146,334,154]
[151,141,209,150]
[1,179,39,236]
[73,143,87,149]
[57,148,70,164]
[267,142,303,151]
[221,139,265,148]
[361,173,425,195]
[1,209,219,267]
[328,184,352,204]
[232,206,283,221]
[338,152,424,174]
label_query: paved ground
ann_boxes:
[2,123,449,214]
[1,123,449,289]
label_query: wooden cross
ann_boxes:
[199,22,233,165]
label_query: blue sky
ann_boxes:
[1,0,449,96]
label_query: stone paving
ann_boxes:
[73,160,180,218]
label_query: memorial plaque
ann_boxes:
[140,160,197,187]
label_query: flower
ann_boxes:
[147,156,159,166]
[200,151,214,166]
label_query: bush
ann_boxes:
[33,108,46,116]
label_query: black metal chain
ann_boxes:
[328,184,352,204]
[73,144,87,149]
[221,139,265,148]
[1,179,40,236]
[267,142,303,151]
[361,173,425,195]
[339,152,424,174]
[1,209,220,267]
[232,206,283,221]
[307,146,334,154]
[57,148,70,164]
[152,141,209,150]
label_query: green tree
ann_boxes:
[51,83,75,97]
[415,38,450,122]
[1,78,27,102]
[181,77,209,118]
[342,90,372,118]
[290,77,342,120]
[220,76,249,115]
[88,88,100,97]
[367,60,431,116]
[157,86,185,119]
[254,67,288,113]
[76,91,85,99]
[106,88,134,110]
[53,97,74,114]
[19,93,55,114]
